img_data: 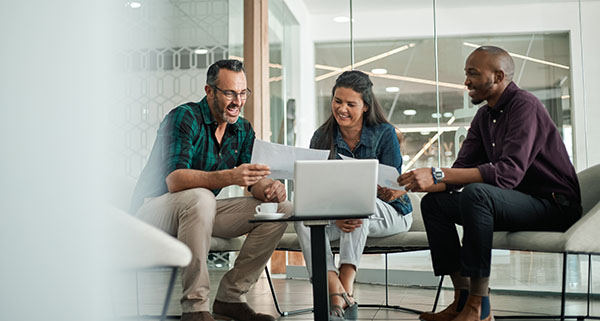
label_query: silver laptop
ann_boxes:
[293,159,378,218]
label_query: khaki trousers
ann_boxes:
[135,187,291,312]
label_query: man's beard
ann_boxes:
[213,96,239,124]
[470,79,494,105]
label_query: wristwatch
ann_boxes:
[431,167,445,184]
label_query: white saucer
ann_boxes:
[254,213,285,220]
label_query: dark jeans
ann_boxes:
[421,183,581,278]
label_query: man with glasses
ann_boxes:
[130,59,291,321]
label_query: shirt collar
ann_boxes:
[487,81,518,112]
[198,96,242,132]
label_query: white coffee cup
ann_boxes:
[255,202,278,214]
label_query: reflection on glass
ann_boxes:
[269,0,299,145]
[315,33,573,170]
[117,0,244,196]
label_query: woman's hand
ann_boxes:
[377,185,407,202]
[335,219,363,233]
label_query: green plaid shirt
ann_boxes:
[130,97,255,213]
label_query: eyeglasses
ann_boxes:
[212,86,252,101]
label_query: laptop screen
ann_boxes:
[293,159,378,217]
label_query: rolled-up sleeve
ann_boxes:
[161,108,198,174]
[447,109,486,191]
[237,127,256,166]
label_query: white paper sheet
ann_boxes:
[338,154,404,191]
[250,139,329,179]
[377,163,405,191]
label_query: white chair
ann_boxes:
[106,206,192,321]
[109,177,253,319]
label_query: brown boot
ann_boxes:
[450,294,493,321]
[212,299,275,321]
[181,311,215,321]
[419,289,468,321]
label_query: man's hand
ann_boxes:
[335,219,363,233]
[229,164,271,187]
[398,168,434,192]
[377,185,407,202]
[251,177,287,202]
[263,179,287,202]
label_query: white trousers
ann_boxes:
[294,199,413,276]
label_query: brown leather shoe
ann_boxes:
[181,311,215,321]
[212,299,275,321]
[419,289,468,321]
[450,294,494,321]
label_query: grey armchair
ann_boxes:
[487,163,600,320]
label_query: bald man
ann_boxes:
[398,46,581,321]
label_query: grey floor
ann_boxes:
[111,253,600,321]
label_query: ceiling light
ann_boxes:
[333,16,350,23]
[403,109,417,116]
[432,113,442,119]
[420,131,431,136]
[371,68,387,75]
[194,49,208,55]
[129,1,142,8]
[447,116,456,125]
[316,44,414,82]
[443,112,453,118]
[463,42,569,70]
[395,126,464,133]
[385,87,400,93]
[368,72,465,89]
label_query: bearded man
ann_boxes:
[399,47,581,321]
[130,59,291,321]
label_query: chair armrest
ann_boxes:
[564,202,600,253]
[106,207,192,270]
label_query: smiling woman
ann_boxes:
[332,87,367,149]
[295,70,414,319]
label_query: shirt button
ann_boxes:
[492,143,496,147]
[500,110,503,113]
[493,119,497,123]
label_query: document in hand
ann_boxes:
[377,163,405,191]
[338,154,404,191]
[250,139,329,179]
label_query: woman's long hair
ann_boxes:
[313,70,390,154]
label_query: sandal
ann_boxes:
[344,293,358,319]
[330,292,358,320]
[329,299,345,321]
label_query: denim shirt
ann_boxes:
[310,122,413,216]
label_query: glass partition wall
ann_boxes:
[314,2,575,172]
[269,0,300,146]
[301,0,589,293]
[114,0,593,294]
